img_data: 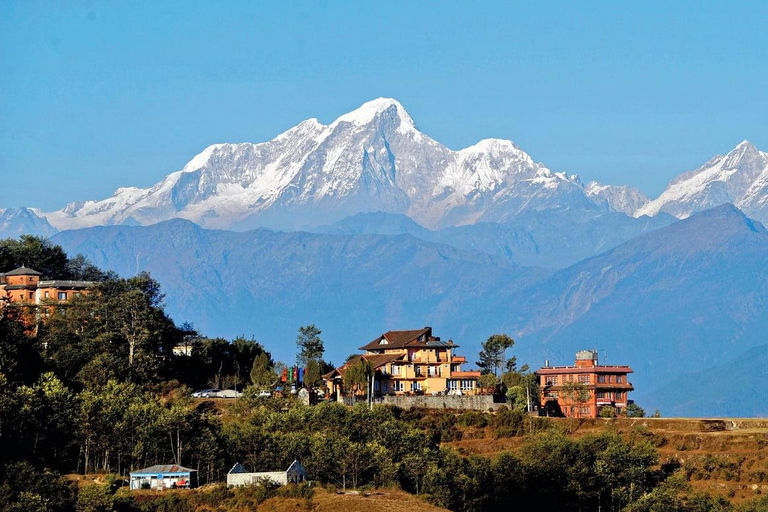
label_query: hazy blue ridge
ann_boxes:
[312,209,677,268]
[637,343,768,417]
[50,204,768,416]
[499,204,768,416]
[52,219,553,366]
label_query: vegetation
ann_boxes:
[1,237,766,512]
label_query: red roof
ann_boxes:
[358,327,459,351]
[536,365,633,375]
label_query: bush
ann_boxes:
[599,406,616,419]
[626,402,646,418]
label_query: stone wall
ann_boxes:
[381,394,504,411]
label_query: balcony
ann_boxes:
[411,357,444,364]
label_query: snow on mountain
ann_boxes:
[585,182,649,216]
[41,98,606,231]
[636,140,768,223]
[0,207,58,238]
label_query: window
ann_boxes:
[597,375,606,383]
[58,292,67,300]
[391,365,401,376]
[415,366,422,377]
[428,367,440,377]
[546,376,558,386]
[580,407,591,414]
[394,381,404,392]
[578,375,590,384]
[460,380,474,391]
[615,392,623,400]
[383,383,389,393]
[449,380,458,390]
[29,292,34,300]
[616,375,623,383]
[412,381,421,391]
[596,391,606,399]
[44,291,50,299]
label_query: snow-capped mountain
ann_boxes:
[585,182,649,216]
[41,98,606,231]
[0,208,58,238]
[636,140,768,223]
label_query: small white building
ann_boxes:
[130,464,198,490]
[227,460,307,487]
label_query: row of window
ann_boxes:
[596,391,625,400]
[544,374,625,385]
[544,391,625,401]
[448,380,475,391]
[13,291,69,301]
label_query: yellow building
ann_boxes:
[325,327,480,399]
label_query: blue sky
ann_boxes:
[1,1,767,211]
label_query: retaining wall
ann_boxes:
[381,394,505,411]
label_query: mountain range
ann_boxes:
[4,98,768,416]
[50,204,768,416]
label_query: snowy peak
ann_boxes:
[39,98,610,231]
[636,140,768,223]
[586,182,649,216]
[0,207,58,238]
[331,97,417,133]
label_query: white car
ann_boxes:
[192,389,221,398]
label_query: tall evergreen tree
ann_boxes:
[476,334,515,376]
[296,324,324,367]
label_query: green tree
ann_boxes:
[476,334,514,376]
[250,352,277,390]
[626,402,646,418]
[296,324,324,367]
[344,359,373,404]
[559,381,591,432]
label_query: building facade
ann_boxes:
[129,464,199,490]
[0,266,95,329]
[227,460,307,487]
[535,350,634,418]
[324,327,480,399]
[0,266,94,305]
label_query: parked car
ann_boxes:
[217,389,242,399]
[192,389,221,398]
[258,390,271,398]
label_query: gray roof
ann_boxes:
[4,266,42,276]
[131,464,196,475]
[38,280,95,289]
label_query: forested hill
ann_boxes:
[1,236,767,512]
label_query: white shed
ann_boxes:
[227,460,307,487]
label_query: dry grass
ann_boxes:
[257,488,447,512]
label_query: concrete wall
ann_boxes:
[227,471,288,487]
[381,394,503,411]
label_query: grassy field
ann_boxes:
[449,416,768,504]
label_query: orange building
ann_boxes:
[535,350,634,418]
[0,266,95,326]
[324,327,481,399]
